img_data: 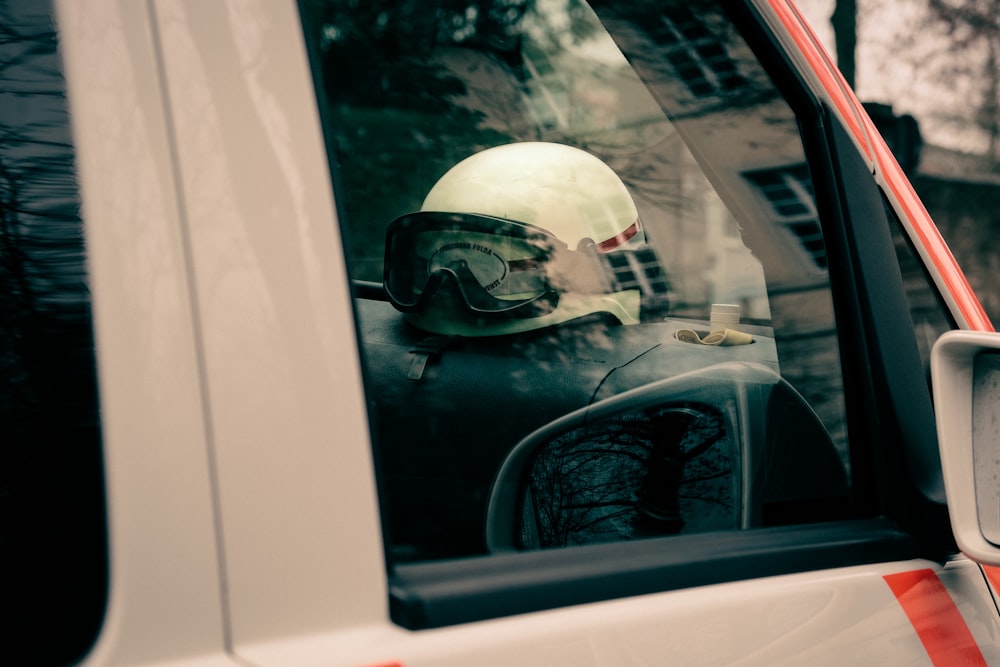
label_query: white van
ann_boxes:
[5,0,1000,665]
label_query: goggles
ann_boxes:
[384,212,613,318]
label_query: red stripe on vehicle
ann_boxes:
[982,565,1000,597]
[884,569,986,666]
[865,122,993,331]
[767,0,869,159]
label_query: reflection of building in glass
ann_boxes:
[649,6,748,98]
[515,4,771,322]
[520,5,667,139]
[605,247,671,297]
[744,165,827,270]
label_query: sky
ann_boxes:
[796,0,993,156]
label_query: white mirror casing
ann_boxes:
[932,330,1000,565]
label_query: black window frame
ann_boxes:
[390,519,916,628]
[806,106,954,556]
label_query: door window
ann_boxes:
[302,0,854,563]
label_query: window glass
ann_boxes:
[1,1,107,663]
[302,0,852,562]
[883,195,954,373]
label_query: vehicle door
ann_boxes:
[285,0,1000,664]
[12,0,1000,664]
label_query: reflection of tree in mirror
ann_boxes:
[522,406,734,548]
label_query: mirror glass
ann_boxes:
[517,406,737,548]
[973,352,1000,545]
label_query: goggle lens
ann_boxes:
[384,212,609,317]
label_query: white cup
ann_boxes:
[710,303,740,332]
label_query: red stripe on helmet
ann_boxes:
[597,218,642,252]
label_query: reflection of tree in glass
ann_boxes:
[1,3,106,664]
[521,406,733,548]
[302,0,529,110]
[300,0,530,280]
[1,5,94,456]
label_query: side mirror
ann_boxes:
[485,362,850,551]
[932,330,1000,565]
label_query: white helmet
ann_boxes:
[383,142,645,336]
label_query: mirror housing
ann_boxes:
[486,362,850,552]
[932,330,1000,565]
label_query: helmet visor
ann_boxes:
[384,212,610,317]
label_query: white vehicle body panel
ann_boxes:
[42,0,1000,665]
[57,1,227,663]
[59,0,385,659]
[141,0,387,645]
[238,558,1000,667]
